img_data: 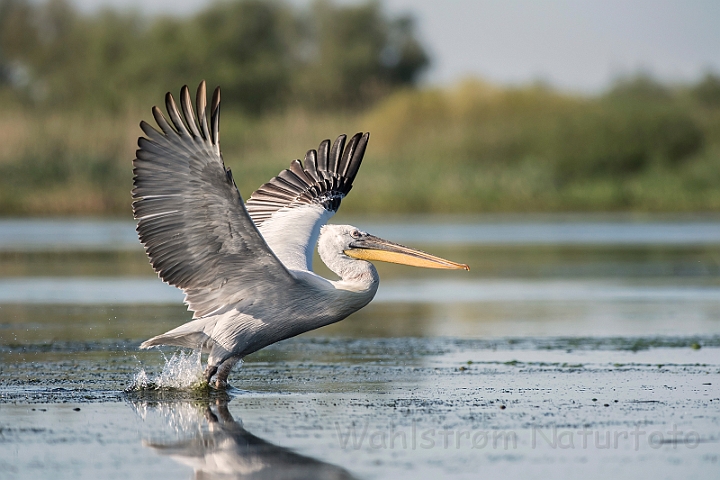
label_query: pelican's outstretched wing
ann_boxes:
[132,82,296,318]
[245,133,368,226]
[245,132,369,271]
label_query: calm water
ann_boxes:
[1,217,719,479]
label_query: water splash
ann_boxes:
[127,349,206,391]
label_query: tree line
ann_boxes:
[0,0,429,113]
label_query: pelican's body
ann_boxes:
[133,82,467,387]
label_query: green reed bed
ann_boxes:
[1,77,720,216]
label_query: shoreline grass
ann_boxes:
[1,78,719,216]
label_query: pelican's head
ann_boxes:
[319,225,469,271]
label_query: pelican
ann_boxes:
[133,82,468,388]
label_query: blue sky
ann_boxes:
[70,0,720,92]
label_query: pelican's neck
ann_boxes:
[332,257,380,294]
[318,236,379,295]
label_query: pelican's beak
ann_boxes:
[344,235,469,270]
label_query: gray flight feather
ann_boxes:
[132,82,297,318]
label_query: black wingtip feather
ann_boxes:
[180,85,201,138]
[344,132,368,184]
[211,87,221,145]
[328,134,346,174]
[338,132,361,178]
[165,92,190,136]
[196,81,209,141]
[317,139,330,171]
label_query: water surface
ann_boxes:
[1,217,719,479]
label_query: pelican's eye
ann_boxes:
[351,230,362,239]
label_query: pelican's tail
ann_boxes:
[140,317,217,350]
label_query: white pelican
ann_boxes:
[133,82,468,388]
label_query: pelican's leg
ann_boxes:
[214,356,241,389]
[204,364,218,385]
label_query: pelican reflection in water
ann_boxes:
[133,82,468,387]
[141,398,356,480]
